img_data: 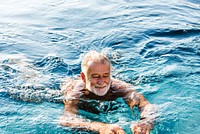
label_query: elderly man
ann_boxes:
[60,51,157,134]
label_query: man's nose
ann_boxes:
[97,77,104,84]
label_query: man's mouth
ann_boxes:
[95,85,106,88]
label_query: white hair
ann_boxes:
[81,51,111,74]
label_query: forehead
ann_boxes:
[87,61,110,74]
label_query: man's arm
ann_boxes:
[124,89,158,134]
[59,95,126,134]
[59,99,100,132]
[129,92,157,134]
[111,78,157,134]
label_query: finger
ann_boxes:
[112,128,125,134]
[146,128,150,134]
[111,129,116,134]
[118,130,126,134]
[116,130,121,134]
[112,128,123,134]
[136,126,142,132]
[134,127,142,134]
[141,128,147,134]
[109,130,115,134]
[134,131,140,134]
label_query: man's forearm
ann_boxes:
[59,115,105,132]
[140,104,158,126]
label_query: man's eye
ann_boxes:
[92,75,100,78]
[103,76,109,78]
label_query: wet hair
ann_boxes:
[81,51,111,74]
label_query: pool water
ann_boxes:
[0,0,200,133]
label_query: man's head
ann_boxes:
[81,51,111,96]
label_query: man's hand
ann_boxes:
[99,124,126,134]
[131,122,152,134]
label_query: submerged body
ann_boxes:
[60,51,157,134]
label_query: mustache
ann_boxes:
[94,84,108,88]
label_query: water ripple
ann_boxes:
[149,28,200,38]
[34,56,72,75]
[0,0,200,133]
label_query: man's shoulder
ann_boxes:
[61,78,84,95]
[110,78,138,100]
[111,78,133,90]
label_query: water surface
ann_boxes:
[0,0,200,133]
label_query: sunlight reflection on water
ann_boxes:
[0,0,200,133]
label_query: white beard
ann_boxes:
[86,82,110,96]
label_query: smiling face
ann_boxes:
[81,61,111,96]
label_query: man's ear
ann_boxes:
[80,72,86,84]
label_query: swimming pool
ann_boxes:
[0,0,200,133]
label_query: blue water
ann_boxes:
[0,0,200,133]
